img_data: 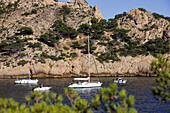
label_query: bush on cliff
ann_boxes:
[17,27,34,35]
[78,23,91,36]
[52,20,79,39]
[0,35,26,56]
[60,5,71,22]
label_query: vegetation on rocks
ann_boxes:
[138,8,147,12]
[0,0,20,16]
[0,35,27,56]
[60,5,71,22]
[0,0,169,75]
[17,27,34,35]
[52,20,79,39]
[76,17,169,63]
[152,13,170,22]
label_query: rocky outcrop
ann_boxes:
[93,5,103,19]
[0,0,169,78]
[0,54,157,78]
[117,8,170,42]
[0,0,103,37]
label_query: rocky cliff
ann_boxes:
[117,8,170,42]
[0,1,169,78]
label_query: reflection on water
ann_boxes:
[73,87,101,99]
[73,87,101,92]
[0,77,170,113]
[15,83,38,86]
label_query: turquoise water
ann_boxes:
[0,77,170,113]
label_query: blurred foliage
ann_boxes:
[0,83,137,113]
[151,54,170,102]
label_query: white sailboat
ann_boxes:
[15,53,38,84]
[34,84,51,91]
[68,36,102,88]
[114,77,127,84]
[34,87,51,91]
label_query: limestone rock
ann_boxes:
[0,1,169,78]
[93,5,103,19]
[118,8,170,40]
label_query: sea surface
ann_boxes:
[0,77,170,113]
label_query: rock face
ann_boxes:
[117,8,170,42]
[0,0,169,78]
[0,54,155,77]
[0,0,103,37]
[93,5,103,19]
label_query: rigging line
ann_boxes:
[88,35,90,82]
[27,53,31,79]
[92,56,101,82]
[29,52,38,79]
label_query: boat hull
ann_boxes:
[114,80,127,84]
[68,82,102,88]
[34,87,51,91]
[15,79,38,84]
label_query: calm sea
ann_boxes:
[0,77,170,113]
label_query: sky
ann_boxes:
[59,0,170,20]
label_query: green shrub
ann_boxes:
[127,14,133,20]
[106,18,118,30]
[152,13,165,19]
[97,42,107,46]
[70,52,78,58]
[38,58,46,64]
[31,9,37,14]
[17,60,27,66]
[138,8,147,12]
[63,46,69,50]
[151,54,170,102]
[52,20,79,39]
[22,12,30,16]
[71,41,82,49]
[151,24,158,29]
[32,3,39,7]
[78,23,90,36]
[91,17,98,24]
[17,27,33,35]
[27,42,42,50]
[39,33,60,47]
[60,5,71,21]
[60,5,71,15]
[115,13,123,19]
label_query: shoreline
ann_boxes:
[0,73,156,79]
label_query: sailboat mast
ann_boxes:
[28,53,31,79]
[30,52,38,79]
[88,35,90,82]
